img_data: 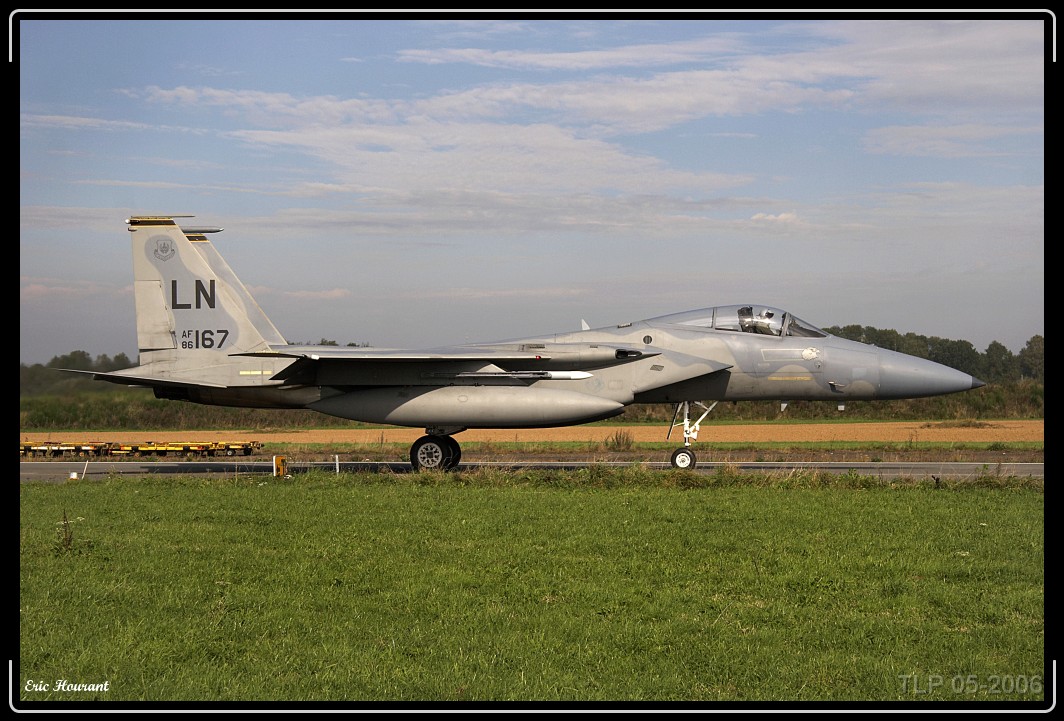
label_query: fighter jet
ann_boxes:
[85,216,985,470]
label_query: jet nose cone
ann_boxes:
[877,352,985,399]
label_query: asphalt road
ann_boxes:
[20,459,1044,483]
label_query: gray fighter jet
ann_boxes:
[86,216,985,470]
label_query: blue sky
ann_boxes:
[18,14,1045,364]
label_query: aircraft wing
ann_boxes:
[629,348,734,399]
[245,343,658,386]
[629,350,732,389]
[242,347,553,363]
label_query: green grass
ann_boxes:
[19,469,1044,706]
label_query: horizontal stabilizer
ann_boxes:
[57,368,228,389]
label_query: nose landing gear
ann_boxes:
[667,401,717,469]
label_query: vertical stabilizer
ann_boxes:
[127,216,286,362]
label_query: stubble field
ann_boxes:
[20,420,1043,464]
[19,419,1044,445]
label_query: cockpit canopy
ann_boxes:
[648,305,827,338]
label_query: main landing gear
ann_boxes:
[408,404,721,472]
[667,401,717,469]
[410,428,465,471]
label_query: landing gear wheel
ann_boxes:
[670,447,697,469]
[442,435,462,468]
[411,435,459,471]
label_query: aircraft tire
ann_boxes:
[670,447,697,469]
[411,435,459,471]
[442,435,462,468]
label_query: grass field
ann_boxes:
[18,467,1045,708]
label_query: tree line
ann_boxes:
[20,329,1045,396]
[19,331,1044,429]
[822,327,1043,385]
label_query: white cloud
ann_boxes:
[750,211,801,224]
[18,18,1044,361]
[20,114,156,132]
[281,288,353,300]
[20,277,127,302]
[811,19,1044,117]
[397,36,746,70]
[863,123,1043,157]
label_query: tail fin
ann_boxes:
[128,216,286,359]
[79,216,316,408]
[107,214,299,395]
